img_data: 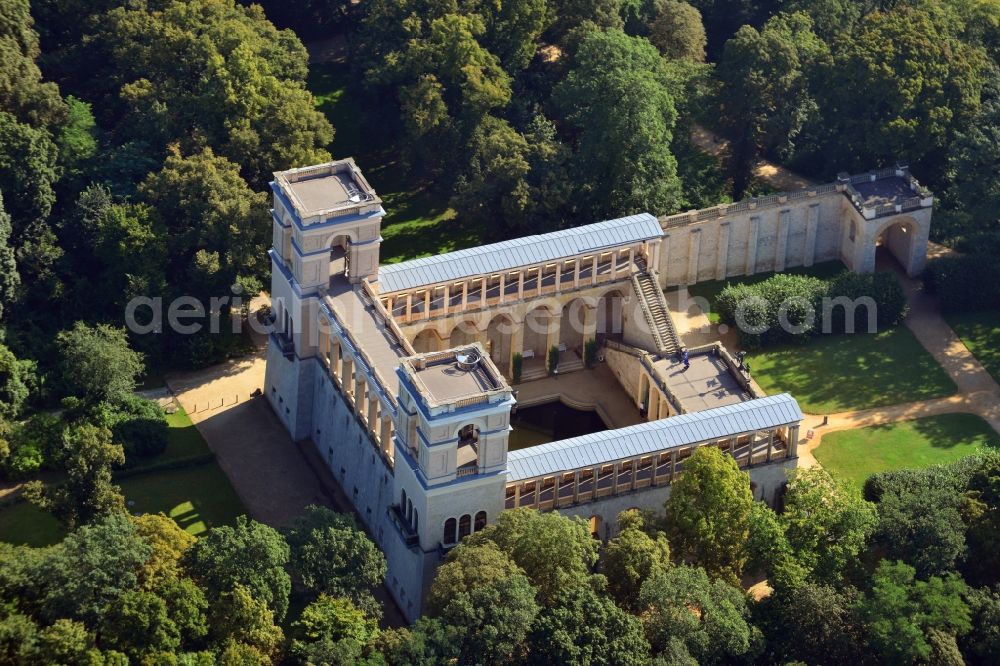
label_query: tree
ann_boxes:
[872,470,967,578]
[820,5,987,182]
[780,467,877,586]
[638,564,756,664]
[283,506,386,615]
[291,595,379,665]
[67,0,332,186]
[432,560,540,664]
[754,583,869,665]
[185,516,291,620]
[464,508,599,603]
[33,513,152,625]
[0,0,68,132]
[662,446,752,582]
[24,422,126,529]
[450,114,571,234]
[717,12,827,197]
[137,148,270,291]
[554,29,683,217]
[526,578,651,665]
[209,584,285,660]
[55,322,144,404]
[650,0,707,62]
[964,451,1000,586]
[470,0,553,71]
[858,560,971,664]
[602,509,671,612]
[427,541,528,615]
[132,512,196,585]
[960,585,1000,665]
[0,111,60,229]
[0,341,33,419]
[101,589,182,659]
[0,193,19,320]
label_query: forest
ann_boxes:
[0,0,999,663]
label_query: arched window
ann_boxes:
[443,518,457,545]
[406,498,412,522]
[458,424,480,445]
[458,514,472,540]
[401,488,407,510]
[474,511,487,532]
[413,509,419,532]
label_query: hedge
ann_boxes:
[925,254,1000,314]
[716,270,908,349]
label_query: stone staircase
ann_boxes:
[631,260,681,357]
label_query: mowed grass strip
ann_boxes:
[814,413,1000,488]
[748,326,956,414]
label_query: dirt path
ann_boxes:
[690,125,818,192]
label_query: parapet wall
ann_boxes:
[657,188,846,287]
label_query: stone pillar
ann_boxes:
[716,222,730,280]
[745,216,760,275]
[367,392,379,434]
[775,209,790,272]
[510,323,525,377]
[498,274,506,303]
[380,414,393,456]
[669,449,678,482]
[330,340,341,382]
[441,285,450,316]
[612,461,620,494]
[354,372,367,415]
[804,203,819,267]
[545,311,561,361]
[481,277,487,308]
[591,256,599,285]
[341,357,354,402]
[405,293,413,321]
[553,474,561,507]
[513,483,521,508]
[686,229,701,285]
[461,281,469,309]
[518,270,525,299]
[766,428,774,462]
[788,425,800,458]
[573,260,581,288]
[423,290,430,319]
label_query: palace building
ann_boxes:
[264,157,933,621]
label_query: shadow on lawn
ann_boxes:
[910,414,1000,450]
[754,328,956,413]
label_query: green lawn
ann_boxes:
[681,260,848,324]
[947,310,1000,386]
[749,326,956,413]
[0,407,245,547]
[814,413,1000,489]
[307,61,483,263]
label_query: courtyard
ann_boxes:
[813,413,999,488]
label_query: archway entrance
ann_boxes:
[559,298,587,359]
[329,235,350,280]
[412,328,441,354]
[487,315,513,375]
[875,218,917,273]
[597,290,625,343]
[449,321,479,348]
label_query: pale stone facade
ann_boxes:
[263,159,932,621]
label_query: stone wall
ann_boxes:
[657,190,847,288]
[557,458,795,541]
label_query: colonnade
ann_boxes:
[380,243,655,325]
[317,316,396,463]
[505,424,799,511]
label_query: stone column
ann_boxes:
[716,222,730,280]
[481,277,487,308]
[686,229,701,285]
[554,263,562,293]
[745,216,760,275]
[553,474,561,507]
[775,209,790,272]
[423,290,430,319]
[405,293,413,321]
[591,256,599,285]
[669,449,678,482]
[498,274,506,303]
[380,414,393,456]
[441,285,450,316]
[461,281,469,309]
[354,372,367,416]
[367,392,379,434]
[804,203,819,267]
[341,357,354,402]
[765,428,775,462]
[612,462,621,494]
[330,340,341,382]
[518,270,525,299]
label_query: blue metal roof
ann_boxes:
[505,393,803,482]
[376,213,662,293]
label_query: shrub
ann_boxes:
[0,414,65,480]
[547,346,560,375]
[89,396,168,463]
[826,271,907,333]
[584,339,598,368]
[512,353,523,383]
[925,255,1000,313]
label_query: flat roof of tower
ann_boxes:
[506,393,803,481]
[852,176,914,208]
[400,345,511,408]
[273,158,381,218]
[377,213,663,293]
